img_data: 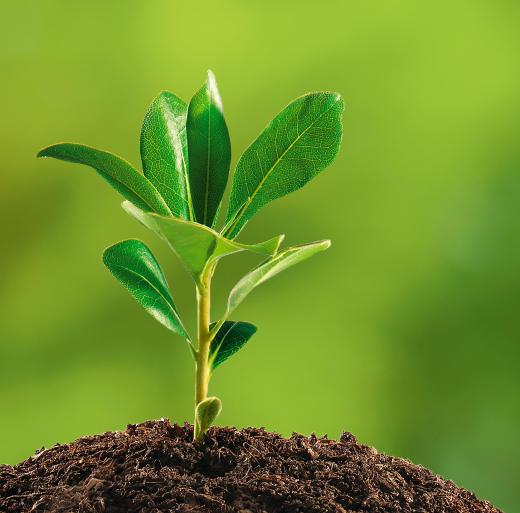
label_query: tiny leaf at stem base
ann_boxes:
[194,396,222,441]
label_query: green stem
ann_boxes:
[194,265,213,439]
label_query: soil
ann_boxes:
[0,420,501,513]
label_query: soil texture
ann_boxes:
[0,420,502,513]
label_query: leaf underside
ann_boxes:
[123,201,284,280]
[209,321,257,369]
[224,92,344,238]
[102,239,189,340]
[227,240,331,316]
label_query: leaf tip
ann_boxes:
[102,238,135,264]
[121,200,134,214]
[36,145,57,158]
[322,239,332,250]
[206,70,223,110]
[101,245,111,264]
[333,92,345,110]
[154,90,179,109]
[274,234,286,253]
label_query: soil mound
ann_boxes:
[0,420,501,513]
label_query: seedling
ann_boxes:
[38,71,344,440]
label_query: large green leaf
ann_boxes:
[102,239,189,340]
[223,92,344,238]
[226,240,331,315]
[37,144,171,215]
[209,321,257,369]
[123,201,284,280]
[187,70,231,228]
[140,92,194,219]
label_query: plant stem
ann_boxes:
[194,266,212,439]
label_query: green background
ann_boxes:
[1,1,519,511]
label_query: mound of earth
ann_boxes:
[0,420,501,513]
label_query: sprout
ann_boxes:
[38,71,344,440]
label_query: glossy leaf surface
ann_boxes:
[140,92,193,219]
[227,240,331,315]
[102,239,189,340]
[187,70,231,228]
[37,144,171,215]
[194,396,222,440]
[224,93,344,238]
[209,321,257,369]
[123,201,284,280]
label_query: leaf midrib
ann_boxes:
[225,96,339,236]
[203,92,212,225]
[182,146,195,222]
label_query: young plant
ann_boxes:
[38,71,344,440]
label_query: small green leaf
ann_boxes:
[194,396,222,440]
[187,70,231,228]
[227,240,331,315]
[37,143,171,216]
[123,201,284,280]
[140,92,194,219]
[102,239,189,340]
[209,321,257,369]
[223,92,344,238]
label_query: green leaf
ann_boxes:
[194,396,222,440]
[37,144,172,216]
[123,201,284,280]
[102,239,189,340]
[140,92,194,219]
[187,70,231,228]
[209,321,257,369]
[223,92,344,238]
[227,240,331,315]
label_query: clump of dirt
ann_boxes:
[0,420,501,513]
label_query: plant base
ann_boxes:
[0,420,501,513]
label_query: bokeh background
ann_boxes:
[1,1,519,510]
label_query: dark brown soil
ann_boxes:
[0,420,501,513]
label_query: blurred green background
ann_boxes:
[1,1,519,510]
